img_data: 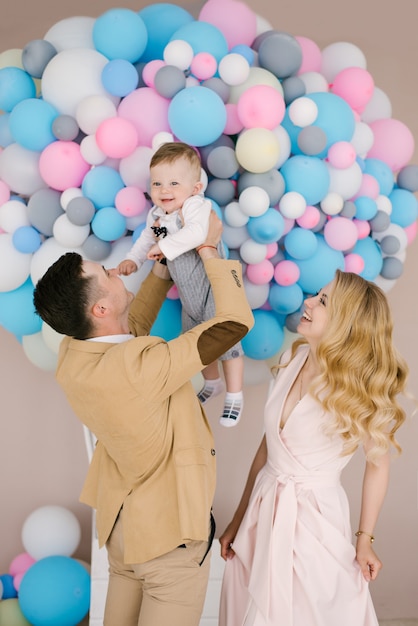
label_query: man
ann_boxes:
[33,213,254,626]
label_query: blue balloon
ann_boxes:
[18,556,90,626]
[293,234,345,294]
[0,278,42,337]
[353,237,383,281]
[9,98,58,151]
[0,112,13,147]
[354,196,378,221]
[168,86,227,147]
[101,59,139,97]
[93,8,148,63]
[82,166,125,209]
[0,574,18,599]
[241,310,284,360]
[363,158,394,196]
[151,297,182,341]
[389,188,418,227]
[92,207,126,242]
[284,227,318,259]
[230,44,255,65]
[170,20,228,63]
[132,221,147,244]
[138,3,194,62]
[280,155,330,205]
[0,67,36,112]
[269,283,304,315]
[247,208,285,244]
[12,226,42,253]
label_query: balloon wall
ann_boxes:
[0,0,417,372]
[0,505,90,625]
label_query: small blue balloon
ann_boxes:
[0,574,18,599]
[138,3,194,62]
[353,237,383,281]
[389,188,418,227]
[247,208,285,244]
[151,297,182,341]
[101,59,139,97]
[230,44,255,65]
[93,8,148,63]
[354,196,378,221]
[0,67,36,112]
[284,227,318,259]
[293,234,345,294]
[9,98,58,151]
[0,278,42,337]
[269,283,304,315]
[12,226,42,253]
[82,166,125,209]
[92,207,126,242]
[241,310,284,360]
[280,155,330,205]
[168,86,227,147]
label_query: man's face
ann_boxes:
[83,261,134,319]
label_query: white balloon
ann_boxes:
[80,134,107,165]
[320,192,344,216]
[119,146,153,190]
[41,321,64,354]
[351,121,374,157]
[288,97,318,127]
[22,505,81,560]
[0,144,46,196]
[60,187,83,210]
[272,124,291,169]
[321,42,367,82]
[0,200,30,232]
[163,40,194,70]
[44,16,95,52]
[22,331,58,371]
[361,86,392,123]
[326,161,363,200]
[152,131,174,150]
[222,224,249,249]
[243,276,269,308]
[30,236,82,285]
[240,239,267,264]
[279,191,306,219]
[76,94,118,135]
[53,214,90,247]
[224,201,249,227]
[375,195,392,215]
[218,54,250,86]
[298,71,329,94]
[239,186,270,217]
[0,233,31,291]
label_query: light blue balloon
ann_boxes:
[101,59,139,97]
[151,297,182,340]
[168,86,226,147]
[0,278,42,337]
[9,98,58,151]
[92,207,126,242]
[284,227,318,259]
[354,196,378,221]
[247,208,285,244]
[353,237,383,281]
[363,158,394,196]
[12,226,42,253]
[0,113,13,148]
[82,166,125,209]
[293,234,345,294]
[0,67,36,112]
[269,283,304,315]
[170,20,228,63]
[280,155,330,205]
[230,44,255,65]
[18,556,90,626]
[93,8,148,62]
[389,188,418,227]
[241,309,284,360]
[132,222,147,244]
[138,3,194,62]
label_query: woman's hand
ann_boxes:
[219,521,239,561]
[355,535,383,581]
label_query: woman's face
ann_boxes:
[297,280,334,346]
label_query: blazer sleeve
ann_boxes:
[128,266,173,337]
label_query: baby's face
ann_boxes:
[149,157,202,213]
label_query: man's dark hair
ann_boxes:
[33,252,95,339]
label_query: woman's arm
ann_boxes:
[219,435,268,561]
[355,447,390,581]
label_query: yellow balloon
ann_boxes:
[0,48,23,70]
[229,67,283,104]
[236,128,280,173]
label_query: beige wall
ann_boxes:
[1,0,417,619]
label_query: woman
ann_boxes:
[219,269,408,626]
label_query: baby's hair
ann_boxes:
[150,142,202,181]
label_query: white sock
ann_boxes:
[219,392,244,428]
[197,378,224,404]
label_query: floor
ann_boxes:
[77,617,417,625]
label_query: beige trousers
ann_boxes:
[103,508,212,626]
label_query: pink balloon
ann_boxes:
[115,185,147,217]
[324,216,358,251]
[265,242,278,259]
[118,88,171,147]
[199,0,257,48]
[9,552,36,577]
[13,571,26,592]
[295,36,322,74]
[237,85,285,129]
[404,220,417,245]
[327,141,356,169]
[352,173,379,200]
[246,259,274,285]
[296,205,320,229]
[142,60,166,88]
[353,219,371,239]
[96,117,138,159]
[331,67,374,113]
[274,260,300,286]
[282,216,295,235]
[344,253,365,274]
[39,141,90,191]
[190,52,218,80]
[166,284,179,300]
[224,103,244,135]
[367,118,415,172]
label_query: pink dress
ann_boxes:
[219,346,379,626]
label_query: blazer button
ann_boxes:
[211,448,216,456]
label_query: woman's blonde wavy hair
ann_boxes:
[279,269,409,463]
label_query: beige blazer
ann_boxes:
[55,258,254,564]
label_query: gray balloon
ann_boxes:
[285,309,303,333]
[258,32,302,78]
[201,77,230,103]
[369,210,390,232]
[154,65,186,99]
[66,197,96,226]
[311,209,328,233]
[52,115,80,141]
[380,235,401,255]
[22,39,57,78]
[207,146,239,179]
[237,169,285,206]
[252,30,277,52]
[282,76,306,105]
[27,189,63,236]
[340,201,356,219]
[381,256,403,279]
[134,62,148,88]
[82,234,112,261]
[297,126,327,156]
[206,178,236,206]
[397,164,418,192]
[199,135,235,169]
